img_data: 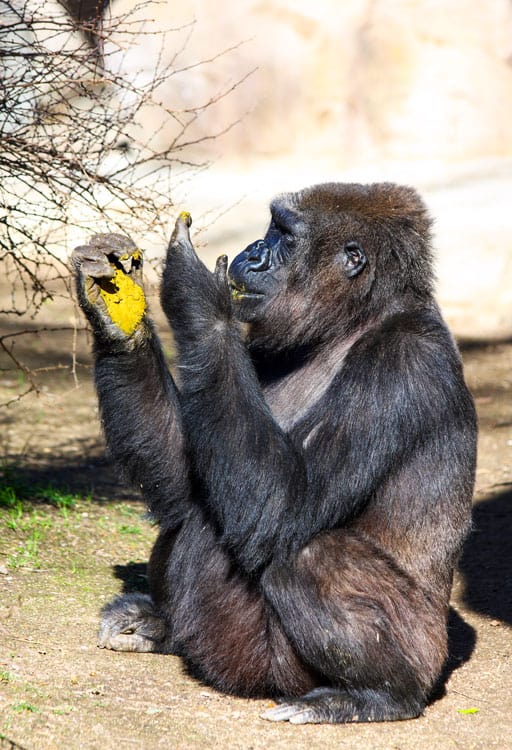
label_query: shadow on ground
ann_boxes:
[114,560,150,594]
[430,608,476,702]
[459,488,512,626]
[0,448,136,504]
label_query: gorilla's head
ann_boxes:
[228,183,433,351]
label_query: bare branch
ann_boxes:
[0,0,251,405]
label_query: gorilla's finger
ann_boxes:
[89,233,137,252]
[170,211,194,251]
[71,246,115,279]
[214,255,229,285]
[179,211,192,228]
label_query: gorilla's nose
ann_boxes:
[246,240,271,271]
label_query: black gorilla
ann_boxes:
[72,182,477,724]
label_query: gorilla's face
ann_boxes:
[228,204,301,323]
[228,192,368,334]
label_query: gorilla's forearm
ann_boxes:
[71,234,192,526]
[161,217,312,572]
[178,323,309,573]
[94,325,191,528]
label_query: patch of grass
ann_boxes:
[4,501,24,531]
[0,466,89,570]
[8,527,44,569]
[0,483,19,508]
[116,504,141,518]
[0,471,81,513]
[23,683,48,700]
[37,485,78,512]
[1,466,154,584]
[12,702,39,713]
[118,524,141,535]
[0,468,33,512]
[52,705,75,715]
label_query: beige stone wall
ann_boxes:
[105,0,512,166]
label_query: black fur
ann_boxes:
[72,183,477,724]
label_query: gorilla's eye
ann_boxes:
[275,233,295,264]
[271,217,294,241]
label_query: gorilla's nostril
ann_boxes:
[246,240,271,271]
[247,240,266,261]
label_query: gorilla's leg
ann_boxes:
[150,512,319,697]
[261,529,447,724]
[98,593,166,653]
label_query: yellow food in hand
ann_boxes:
[99,267,146,335]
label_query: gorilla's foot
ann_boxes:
[261,686,424,724]
[98,593,166,653]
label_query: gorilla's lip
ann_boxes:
[228,279,264,301]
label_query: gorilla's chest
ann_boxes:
[262,339,354,432]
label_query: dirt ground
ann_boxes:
[1,280,512,750]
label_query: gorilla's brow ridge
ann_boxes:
[270,196,303,231]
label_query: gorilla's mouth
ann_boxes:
[228,279,264,302]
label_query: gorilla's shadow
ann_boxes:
[433,487,512,697]
[113,561,150,595]
[430,608,475,701]
[458,487,512,625]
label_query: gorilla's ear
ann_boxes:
[340,241,367,278]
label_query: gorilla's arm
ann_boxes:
[163,217,476,577]
[71,235,190,527]
[94,337,190,526]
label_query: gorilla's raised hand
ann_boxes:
[161,212,232,347]
[71,234,147,346]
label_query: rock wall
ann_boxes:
[105,0,512,166]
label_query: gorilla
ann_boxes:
[72,182,477,724]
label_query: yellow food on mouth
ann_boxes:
[99,266,146,335]
[230,287,246,302]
